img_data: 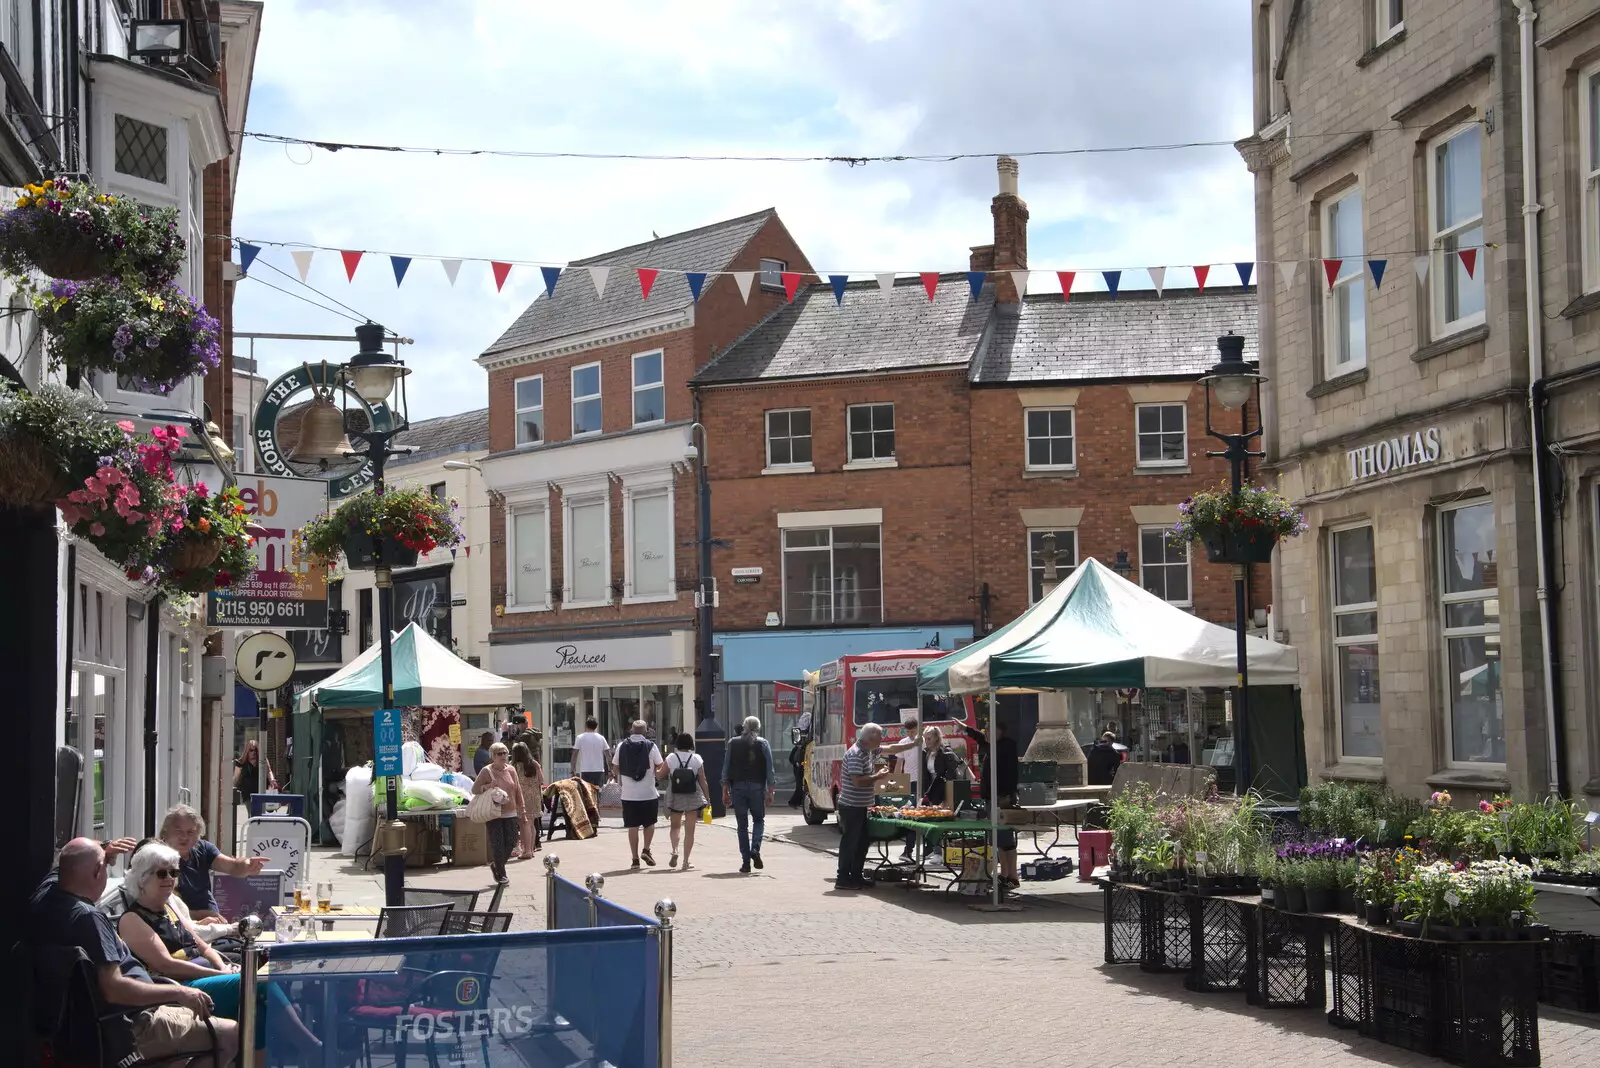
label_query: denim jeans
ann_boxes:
[730,781,767,859]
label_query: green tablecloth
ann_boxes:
[868,817,996,844]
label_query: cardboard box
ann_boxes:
[452,817,489,867]
[403,821,442,868]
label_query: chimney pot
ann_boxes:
[997,155,1019,196]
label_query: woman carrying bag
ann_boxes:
[470,742,524,884]
[662,733,709,871]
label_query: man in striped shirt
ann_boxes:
[834,723,916,890]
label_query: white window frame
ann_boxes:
[631,349,666,428]
[571,362,602,438]
[1437,499,1504,769]
[1265,1,1286,121]
[623,483,676,604]
[780,525,885,625]
[1329,523,1381,762]
[562,493,611,608]
[1026,528,1078,604]
[1376,0,1404,43]
[1134,403,1188,468]
[505,504,551,612]
[1024,407,1076,472]
[759,257,786,291]
[845,402,896,468]
[765,408,814,472]
[1427,122,1487,339]
[1138,526,1192,608]
[1581,62,1600,294]
[1322,185,1367,377]
[514,374,545,447]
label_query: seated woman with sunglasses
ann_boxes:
[112,841,321,1059]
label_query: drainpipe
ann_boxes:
[1512,0,1568,798]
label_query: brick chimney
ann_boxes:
[991,155,1029,305]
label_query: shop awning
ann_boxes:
[916,558,1299,695]
[294,622,522,712]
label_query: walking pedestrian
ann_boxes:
[662,733,709,870]
[471,732,496,775]
[572,718,610,789]
[786,729,809,809]
[509,741,544,860]
[471,742,524,884]
[722,716,775,873]
[611,720,664,869]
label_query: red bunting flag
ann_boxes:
[1322,259,1343,290]
[780,271,804,302]
[1056,271,1076,300]
[340,249,362,281]
[919,272,940,301]
[491,262,512,292]
[1193,264,1210,290]
[1458,248,1477,279]
[637,267,658,300]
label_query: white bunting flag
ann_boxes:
[1413,255,1430,284]
[876,273,896,296]
[440,259,462,286]
[1276,260,1298,291]
[1147,266,1166,296]
[732,271,755,304]
[290,249,314,282]
[1009,270,1031,299]
[588,265,610,299]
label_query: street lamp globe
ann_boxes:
[343,321,410,406]
[1201,331,1264,411]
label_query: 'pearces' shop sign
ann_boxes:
[1346,427,1442,482]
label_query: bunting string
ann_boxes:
[231,237,1498,306]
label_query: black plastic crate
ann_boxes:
[1186,895,1249,993]
[1325,921,1365,1027]
[1245,905,1328,1009]
[1435,942,1541,1067]
[1539,929,1600,1014]
[1103,883,1142,965]
[1139,887,1192,973]
[1365,931,1438,1056]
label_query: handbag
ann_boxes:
[465,789,501,824]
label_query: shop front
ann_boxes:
[490,629,696,781]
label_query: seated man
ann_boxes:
[159,803,267,922]
[30,837,240,1067]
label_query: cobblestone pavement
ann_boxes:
[319,810,1600,1068]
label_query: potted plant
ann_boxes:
[32,278,222,394]
[153,484,255,596]
[56,421,184,577]
[1464,858,1538,941]
[1355,850,1397,925]
[1336,857,1361,913]
[1168,479,1307,564]
[0,381,125,510]
[1276,861,1307,913]
[0,178,184,284]
[301,485,463,571]
[1303,858,1341,913]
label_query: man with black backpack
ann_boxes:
[722,716,775,873]
[611,719,665,868]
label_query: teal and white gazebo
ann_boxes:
[294,622,521,712]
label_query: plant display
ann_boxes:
[1133,838,1177,877]
[0,178,184,284]
[1299,780,1423,846]
[300,485,463,567]
[56,421,184,577]
[1167,479,1308,547]
[1392,857,1539,937]
[152,484,254,596]
[0,381,128,508]
[32,277,223,394]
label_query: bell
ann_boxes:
[287,396,352,467]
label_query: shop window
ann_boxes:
[1428,123,1486,337]
[1581,63,1600,294]
[397,569,451,646]
[565,497,609,605]
[846,403,895,464]
[765,409,812,469]
[1139,527,1190,606]
[781,525,882,624]
[114,113,167,184]
[1330,524,1381,759]
[628,490,673,599]
[1024,408,1075,471]
[1322,186,1367,376]
[1027,529,1077,603]
[1135,403,1186,467]
[1439,501,1502,764]
[359,588,373,650]
[632,351,665,426]
[509,507,549,609]
[571,363,602,437]
[515,375,544,446]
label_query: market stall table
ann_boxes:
[1533,879,1600,908]
[1006,798,1096,858]
[358,807,461,869]
[867,816,1001,891]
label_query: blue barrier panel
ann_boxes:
[550,874,591,932]
[262,927,658,1068]
[594,897,657,929]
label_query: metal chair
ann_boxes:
[483,881,507,914]
[402,887,481,912]
[440,910,513,935]
[373,903,453,939]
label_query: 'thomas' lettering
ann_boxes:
[1346,427,1441,482]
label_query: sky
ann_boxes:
[232,0,1258,422]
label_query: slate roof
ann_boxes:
[482,209,777,356]
[693,274,994,384]
[972,286,1258,384]
[394,407,489,462]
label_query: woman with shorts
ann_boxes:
[661,733,709,870]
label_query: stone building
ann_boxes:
[1238,0,1600,802]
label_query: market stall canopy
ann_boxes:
[916,558,1299,694]
[294,622,521,712]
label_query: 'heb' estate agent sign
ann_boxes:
[1346,427,1442,483]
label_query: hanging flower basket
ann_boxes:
[0,179,184,285]
[301,485,463,571]
[1168,480,1308,564]
[153,484,255,596]
[57,422,185,578]
[32,278,223,395]
[0,382,133,511]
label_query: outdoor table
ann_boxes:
[867,817,1000,890]
[258,927,375,943]
[272,904,382,932]
[1533,879,1600,908]
[1005,798,1095,858]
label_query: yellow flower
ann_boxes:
[147,295,166,312]
[14,197,30,208]
[41,179,53,190]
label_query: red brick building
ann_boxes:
[476,209,811,778]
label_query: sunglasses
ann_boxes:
[152,868,181,879]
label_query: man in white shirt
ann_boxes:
[611,719,665,868]
[572,718,610,788]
